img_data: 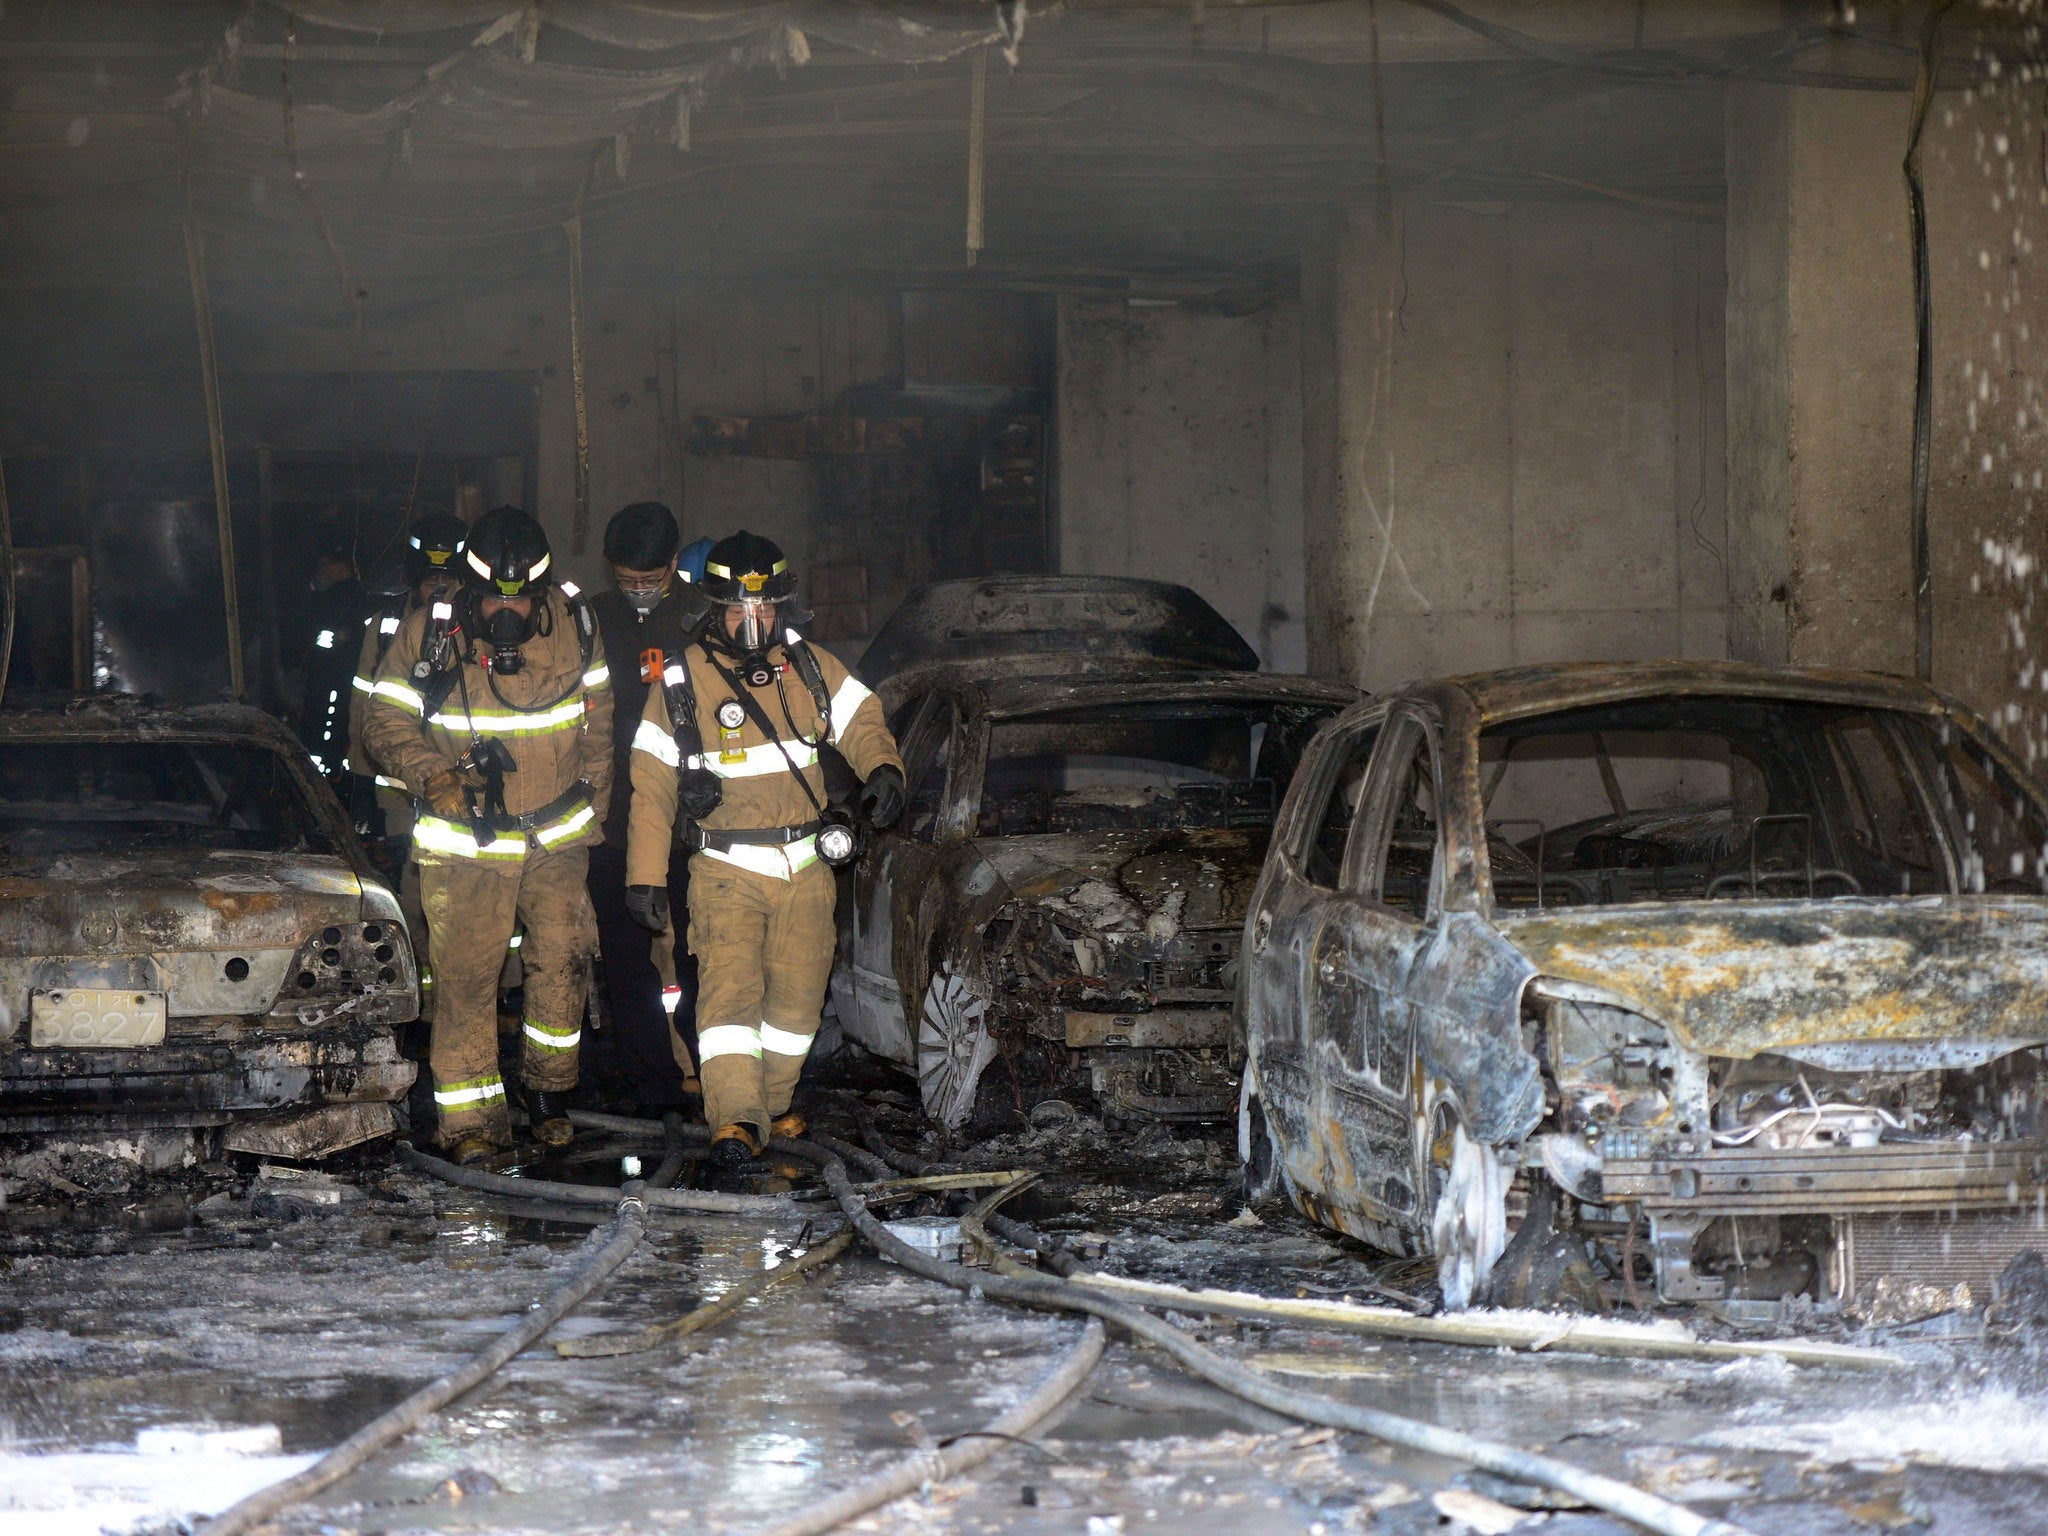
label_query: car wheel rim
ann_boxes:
[1430,1116,1506,1310]
[917,961,997,1131]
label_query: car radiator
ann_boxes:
[1838,1207,2048,1300]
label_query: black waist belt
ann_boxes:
[420,782,593,840]
[690,819,822,853]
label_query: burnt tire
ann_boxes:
[1239,1069,1286,1206]
[916,960,999,1133]
[1425,1104,1506,1311]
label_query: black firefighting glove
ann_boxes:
[625,884,669,933]
[677,765,723,821]
[860,763,906,830]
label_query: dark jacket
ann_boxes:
[591,585,700,848]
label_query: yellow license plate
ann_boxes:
[30,988,167,1048]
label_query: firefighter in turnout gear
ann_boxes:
[625,531,905,1166]
[362,507,612,1161]
[346,512,468,1019]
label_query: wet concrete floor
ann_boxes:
[4,1096,2047,1535]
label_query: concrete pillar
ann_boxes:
[1723,83,1917,674]
[1300,198,1725,693]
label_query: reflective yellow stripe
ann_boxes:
[697,836,818,881]
[413,814,528,861]
[427,697,587,736]
[698,1024,761,1061]
[633,716,681,767]
[827,674,873,744]
[534,803,596,847]
[412,798,594,862]
[689,741,819,779]
[434,1074,506,1108]
[523,1019,581,1053]
[760,1022,815,1058]
[583,664,611,689]
[371,678,426,712]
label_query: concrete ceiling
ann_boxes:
[0,2,1950,326]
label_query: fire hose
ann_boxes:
[198,1117,691,1536]
[214,1112,1751,1536]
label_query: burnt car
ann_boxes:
[0,698,418,1154]
[831,577,1354,1132]
[1239,661,2048,1311]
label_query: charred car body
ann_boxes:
[1240,661,2048,1310]
[831,577,1353,1131]
[0,698,418,1153]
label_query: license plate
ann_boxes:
[30,988,168,1048]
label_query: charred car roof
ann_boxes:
[1430,659,1948,726]
[972,671,1356,718]
[860,575,1262,686]
[0,695,307,744]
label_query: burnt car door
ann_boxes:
[1298,707,1442,1236]
[839,691,962,1064]
[1242,707,1385,1192]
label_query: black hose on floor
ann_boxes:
[200,1187,652,1536]
[790,1138,1751,1536]
[754,1318,1106,1536]
[202,1116,704,1536]
[400,1142,802,1215]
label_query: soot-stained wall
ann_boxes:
[1055,297,1307,673]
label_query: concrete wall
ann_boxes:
[1721,78,2048,771]
[1724,84,1918,675]
[231,282,901,593]
[1055,297,1306,672]
[1302,197,1728,693]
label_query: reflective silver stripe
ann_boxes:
[827,674,873,744]
[633,716,681,766]
[697,837,818,881]
[434,1078,506,1108]
[427,698,587,735]
[583,664,611,688]
[524,1020,582,1052]
[351,674,375,695]
[759,1022,815,1058]
[698,1023,762,1061]
[689,741,819,779]
[374,775,405,790]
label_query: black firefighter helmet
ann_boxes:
[405,511,467,585]
[701,529,795,665]
[461,507,553,653]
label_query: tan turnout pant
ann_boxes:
[422,844,598,1146]
[687,854,835,1139]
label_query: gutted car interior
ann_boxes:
[1477,697,2047,908]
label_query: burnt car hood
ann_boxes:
[1496,895,2048,1058]
[972,827,1269,930]
[0,851,364,954]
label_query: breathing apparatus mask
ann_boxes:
[728,596,782,686]
[459,506,555,674]
[699,530,796,688]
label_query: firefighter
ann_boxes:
[587,502,700,1112]
[345,512,468,1019]
[361,507,612,1161]
[624,530,905,1166]
[296,520,369,782]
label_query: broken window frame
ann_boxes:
[1344,705,1446,922]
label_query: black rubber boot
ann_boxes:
[708,1123,763,1168]
[528,1090,573,1148]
